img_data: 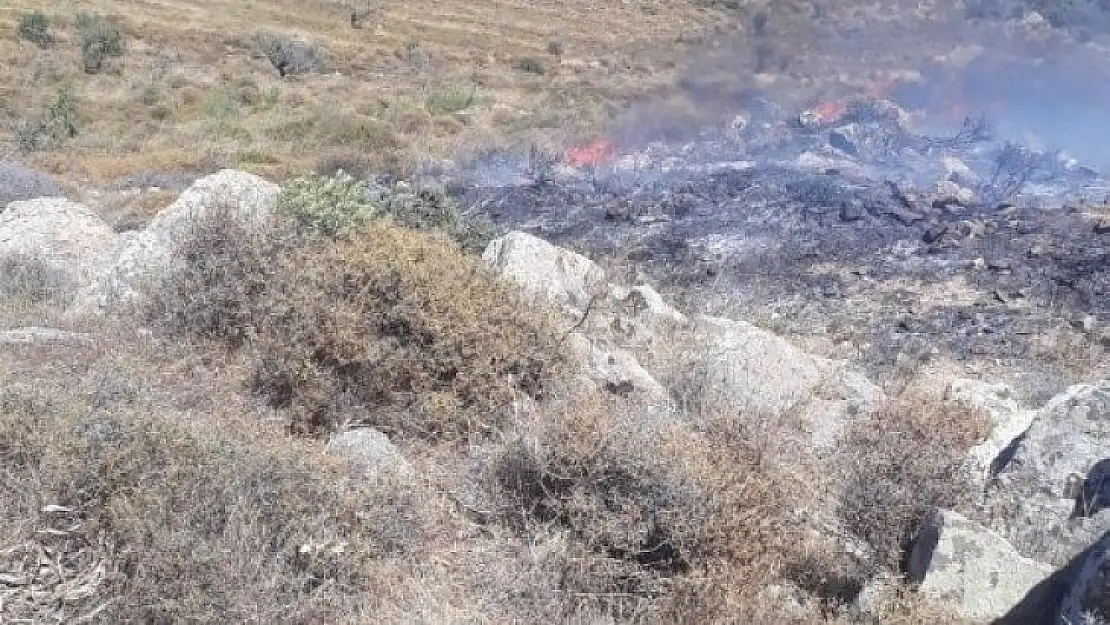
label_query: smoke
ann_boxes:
[606,1,1110,171]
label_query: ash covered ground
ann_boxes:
[452,2,1110,400]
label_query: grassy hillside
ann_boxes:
[0,0,733,188]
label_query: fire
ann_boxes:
[811,100,849,126]
[566,139,616,168]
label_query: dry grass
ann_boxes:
[0,0,733,187]
[0,344,447,623]
[836,394,991,572]
[0,253,76,329]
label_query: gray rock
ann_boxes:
[0,198,118,290]
[565,332,669,404]
[326,428,413,479]
[72,170,279,317]
[990,381,1110,567]
[0,163,63,210]
[686,315,882,446]
[945,378,1037,484]
[908,509,1053,622]
[482,231,606,314]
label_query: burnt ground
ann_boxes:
[453,5,1110,400]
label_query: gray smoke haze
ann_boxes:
[609,1,1110,171]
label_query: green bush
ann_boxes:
[18,11,54,48]
[277,171,375,237]
[76,12,125,74]
[369,183,498,253]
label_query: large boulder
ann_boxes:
[686,315,882,445]
[0,198,118,288]
[72,170,279,316]
[907,509,1053,622]
[989,381,1110,567]
[0,163,63,210]
[564,333,669,405]
[482,231,606,314]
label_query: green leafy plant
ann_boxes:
[277,171,375,237]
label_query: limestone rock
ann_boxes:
[565,333,668,404]
[907,509,1053,621]
[945,378,1036,483]
[73,170,279,316]
[688,315,882,445]
[991,381,1110,566]
[482,231,606,314]
[0,198,117,287]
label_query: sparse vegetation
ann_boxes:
[76,12,126,73]
[837,395,990,571]
[424,85,478,114]
[0,254,75,308]
[256,31,328,77]
[488,398,798,619]
[18,10,53,48]
[0,381,430,622]
[14,84,81,153]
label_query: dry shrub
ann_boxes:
[0,254,75,306]
[488,396,798,621]
[837,394,990,571]
[251,223,565,438]
[0,384,429,623]
[147,202,293,348]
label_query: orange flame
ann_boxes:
[810,100,849,126]
[566,139,616,168]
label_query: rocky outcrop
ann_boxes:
[989,381,1110,567]
[907,509,1053,621]
[0,198,118,287]
[482,231,883,444]
[72,170,279,317]
[0,163,63,210]
[482,231,605,313]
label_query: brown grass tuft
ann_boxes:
[488,395,800,620]
[836,394,991,571]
